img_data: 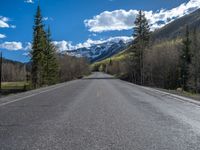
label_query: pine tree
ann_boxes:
[31,5,46,88]
[132,10,150,85]
[44,27,59,85]
[180,25,191,91]
[189,27,200,93]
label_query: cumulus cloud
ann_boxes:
[53,36,133,52]
[84,0,200,32]
[0,42,23,51]
[85,10,138,32]
[25,0,34,3]
[52,41,75,52]
[0,34,6,39]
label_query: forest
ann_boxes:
[92,11,200,93]
[0,5,90,93]
[1,7,200,95]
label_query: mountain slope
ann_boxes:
[63,38,132,62]
[62,9,200,62]
[152,9,200,40]
[93,9,200,69]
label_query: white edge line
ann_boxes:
[0,84,67,107]
[121,80,200,106]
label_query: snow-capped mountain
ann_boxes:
[61,37,132,62]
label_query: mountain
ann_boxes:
[2,58,25,67]
[62,38,132,62]
[62,9,200,62]
[152,9,200,40]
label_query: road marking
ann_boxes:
[119,80,200,106]
[96,87,100,97]
[0,84,67,107]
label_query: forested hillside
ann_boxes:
[93,9,200,93]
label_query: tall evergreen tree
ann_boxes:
[189,27,200,93]
[31,5,46,88]
[44,27,59,85]
[132,10,150,85]
[180,25,191,91]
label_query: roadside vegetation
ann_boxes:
[92,10,200,95]
[1,7,200,98]
[2,82,30,90]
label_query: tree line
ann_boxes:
[94,10,200,93]
[1,59,28,82]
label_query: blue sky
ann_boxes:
[0,0,198,62]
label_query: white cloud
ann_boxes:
[0,42,32,51]
[0,16,16,29]
[25,0,34,3]
[43,17,49,21]
[53,36,133,52]
[92,33,97,37]
[84,0,200,32]
[43,17,53,21]
[0,42,23,51]
[0,16,9,22]
[52,41,75,52]
[10,25,16,29]
[75,39,105,49]
[0,34,6,39]
[84,9,138,32]
[0,16,9,28]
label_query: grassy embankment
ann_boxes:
[1,82,31,95]
[2,82,30,90]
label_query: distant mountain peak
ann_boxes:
[61,36,132,62]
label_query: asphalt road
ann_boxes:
[1,72,200,150]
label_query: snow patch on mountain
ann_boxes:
[54,36,133,62]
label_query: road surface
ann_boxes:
[1,72,200,150]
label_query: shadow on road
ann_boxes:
[82,77,117,80]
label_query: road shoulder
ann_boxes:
[119,79,200,106]
[0,80,78,107]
